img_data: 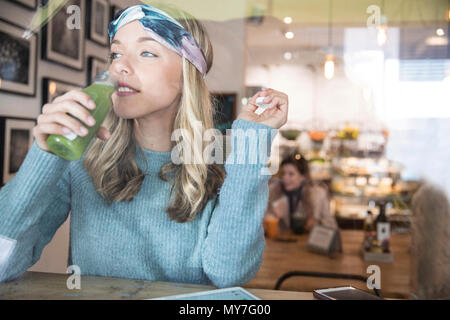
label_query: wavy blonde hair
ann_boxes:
[83,3,225,222]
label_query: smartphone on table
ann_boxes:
[313,286,383,300]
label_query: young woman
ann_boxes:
[266,154,337,233]
[0,4,288,288]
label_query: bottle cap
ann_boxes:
[93,71,118,89]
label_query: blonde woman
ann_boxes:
[0,4,288,288]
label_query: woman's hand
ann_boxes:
[237,88,288,129]
[33,89,111,152]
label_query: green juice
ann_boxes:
[46,72,118,161]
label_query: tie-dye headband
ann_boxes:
[108,4,207,80]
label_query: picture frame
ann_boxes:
[0,117,36,187]
[8,0,37,9]
[211,92,237,133]
[42,78,83,109]
[88,0,109,46]
[0,19,37,96]
[87,56,109,85]
[41,0,86,70]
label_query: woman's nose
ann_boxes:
[112,57,134,76]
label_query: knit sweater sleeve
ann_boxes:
[202,119,278,288]
[0,140,71,282]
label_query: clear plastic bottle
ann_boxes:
[46,71,118,161]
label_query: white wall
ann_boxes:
[0,0,246,274]
[245,63,373,129]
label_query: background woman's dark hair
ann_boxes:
[280,153,311,183]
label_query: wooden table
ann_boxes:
[0,271,313,300]
[244,230,410,299]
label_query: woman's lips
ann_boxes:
[116,90,139,97]
[116,81,140,97]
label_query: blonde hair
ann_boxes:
[83,3,225,222]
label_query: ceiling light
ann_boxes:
[284,31,294,39]
[283,52,293,60]
[436,28,445,36]
[283,17,292,24]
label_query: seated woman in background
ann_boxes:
[266,153,337,233]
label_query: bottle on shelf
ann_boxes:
[363,210,376,251]
[375,202,391,253]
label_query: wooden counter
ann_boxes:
[244,230,410,299]
[0,271,313,300]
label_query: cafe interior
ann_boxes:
[0,0,449,300]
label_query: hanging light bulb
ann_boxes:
[323,0,335,80]
[377,25,387,46]
[377,15,388,46]
[324,54,335,80]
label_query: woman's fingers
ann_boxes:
[43,100,96,131]
[51,89,96,110]
[38,111,90,137]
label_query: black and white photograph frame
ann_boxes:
[87,56,109,84]
[8,0,37,9]
[89,0,109,46]
[0,19,37,96]
[0,117,36,187]
[211,92,237,133]
[42,78,83,109]
[42,0,86,70]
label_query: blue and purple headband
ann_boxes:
[108,4,208,80]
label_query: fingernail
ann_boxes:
[89,100,96,109]
[88,116,95,126]
[80,126,88,135]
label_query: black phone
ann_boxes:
[313,286,383,300]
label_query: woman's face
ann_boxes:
[281,164,305,191]
[109,20,183,119]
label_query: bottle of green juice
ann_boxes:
[46,71,118,161]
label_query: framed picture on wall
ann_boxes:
[211,92,237,133]
[42,78,82,109]
[88,0,109,46]
[0,19,37,96]
[8,0,37,9]
[0,117,36,187]
[87,56,109,84]
[41,0,86,70]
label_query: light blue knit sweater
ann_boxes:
[0,119,278,288]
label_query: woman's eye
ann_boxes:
[109,52,121,60]
[141,51,155,57]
